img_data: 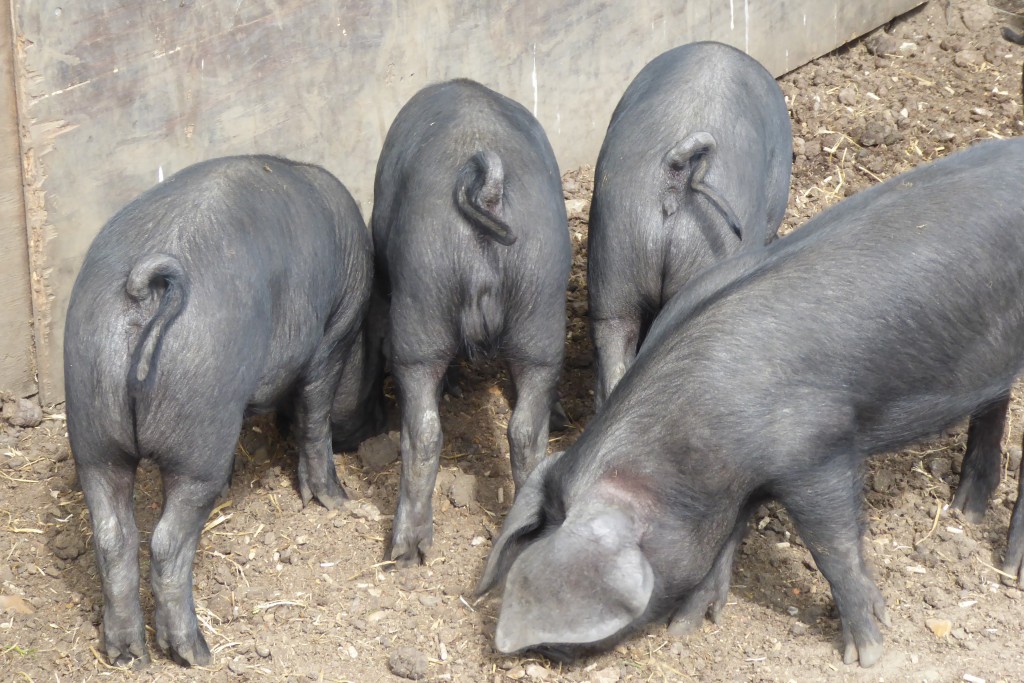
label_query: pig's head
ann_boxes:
[477,452,657,660]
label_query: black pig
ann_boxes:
[64,155,382,666]
[372,79,570,567]
[588,41,792,405]
[479,138,1024,667]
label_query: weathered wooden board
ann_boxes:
[0,1,36,398]
[10,0,923,402]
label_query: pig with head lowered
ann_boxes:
[588,41,792,405]
[64,156,384,667]
[372,79,570,567]
[479,138,1024,668]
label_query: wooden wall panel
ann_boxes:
[9,0,923,402]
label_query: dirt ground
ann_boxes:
[5,0,1024,681]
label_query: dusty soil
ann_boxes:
[5,1,1024,680]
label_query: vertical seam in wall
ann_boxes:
[3,0,38,397]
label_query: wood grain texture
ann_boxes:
[10,0,923,402]
[0,0,36,398]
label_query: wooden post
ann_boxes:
[0,0,36,398]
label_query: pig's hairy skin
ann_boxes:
[589,41,793,405]
[371,79,571,568]
[65,155,383,667]
[482,138,1024,669]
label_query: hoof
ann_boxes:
[157,627,212,667]
[388,529,431,568]
[102,622,149,668]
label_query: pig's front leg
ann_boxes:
[668,503,756,635]
[778,462,889,668]
[1003,432,1024,585]
[390,361,447,567]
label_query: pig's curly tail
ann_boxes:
[125,253,189,399]
[455,150,517,246]
[664,132,744,241]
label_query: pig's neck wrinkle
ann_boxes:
[583,441,751,519]
[590,475,656,523]
[589,427,726,495]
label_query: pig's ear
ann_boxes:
[476,452,564,596]
[494,507,654,653]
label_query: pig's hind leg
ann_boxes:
[389,360,449,567]
[149,425,239,666]
[951,395,1009,523]
[505,309,564,490]
[776,459,889,668]
[294,338,354,510]
[506,358,560,491]
[592,315,643,408]
[77,448,147,666]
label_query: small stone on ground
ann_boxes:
[388,646,428,680]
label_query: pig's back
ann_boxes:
[67,156,360,411]
[372,80,569,341]
[596,43,790,224]
[638,138,1024,457]
[373,79,562,246]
